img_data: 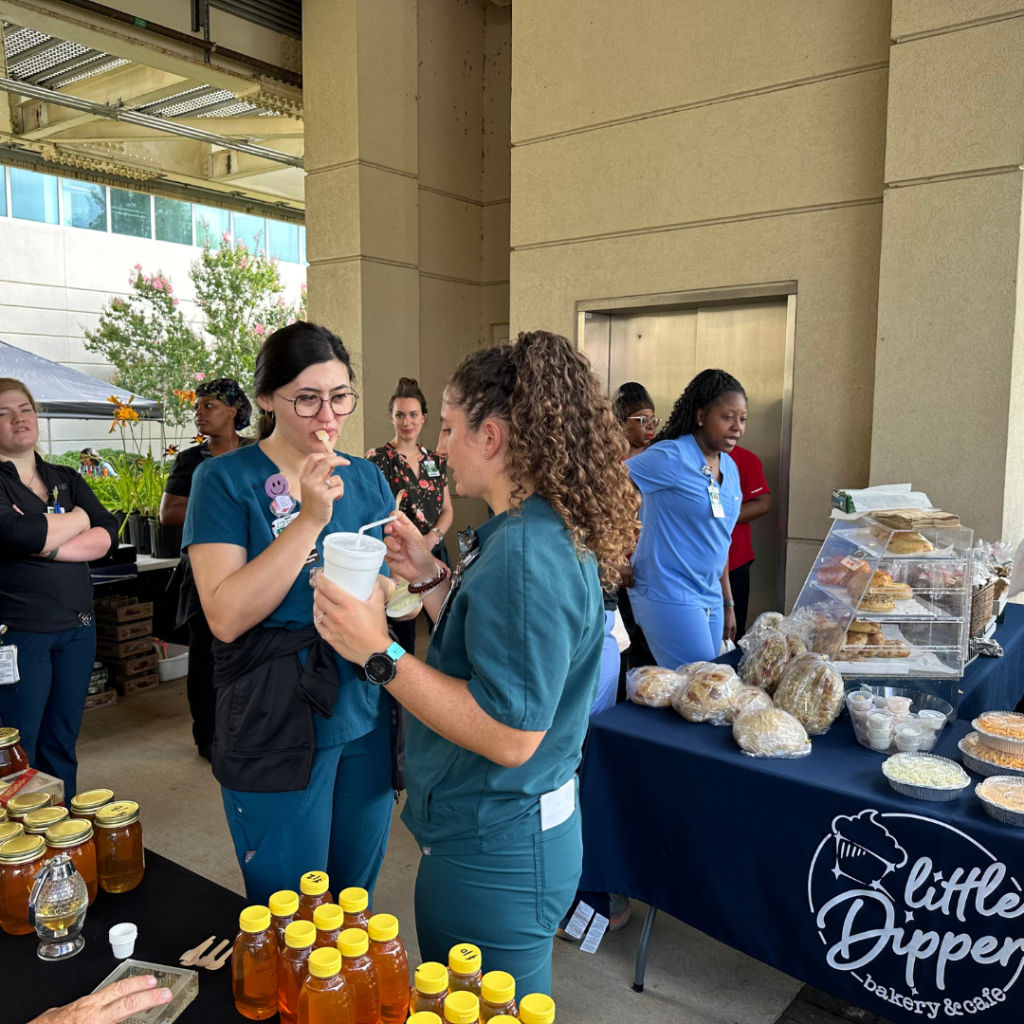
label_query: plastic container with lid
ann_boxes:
[479,971,516,1021]
[448,944,483,996]
[7,791,52,821]
[278,919,316,1024]
[23,806,69,834]
[339,927,381,1024]
[0,833,48,935]
[368,913,410,1024]
[313,902,344,949]
[300,946,355,1024]
[298,870,332,922]
[411,962,449,1017]
[232,905,279,1020]
[94,800,145,893]
[445,990,481,1024]
[408,1014,443,1024]
[45,818,99,905]
[0,727,29,778]
[70,788,114,821]
[339,886,371,930]
[519,993,556,1024]
[488,1019,518,1024]
[269,889,300,947]
[0,821,24,843]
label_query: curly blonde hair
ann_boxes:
[447,331,640,588]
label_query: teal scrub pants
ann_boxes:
[221,719,393,905]
[414,807,582,997]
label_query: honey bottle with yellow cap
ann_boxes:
[339,886,371,930]
[519,993,556,1024]
[313,902,344,949]
[270,889,300,946]
[299,946,355,1024]
[45,819,98,905]
[448,944,483,996]
[339,927,381,1024]
[444,990,481,1024]
[479,971,516,1021]
[298,870,332,922]
[408,1014,443,1024]
[367,914,409,1024]
[0,834,48,934]
[94,800,144,893]
[488,1018,518,1023]
[411,962,449,1017]
[233,905,279,1020]
[279,919,316,1024]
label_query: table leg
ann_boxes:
[632,904,657,992]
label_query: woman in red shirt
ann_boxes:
[727,444,771,637]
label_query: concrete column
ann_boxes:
[871,5,1024,544]
[301,0,419,454]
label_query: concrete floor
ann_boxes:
[77,678,805,1023]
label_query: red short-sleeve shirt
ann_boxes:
[728,445,770,570]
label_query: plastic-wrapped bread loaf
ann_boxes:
[733,708,812,758]
[724,684,775,724]
[737,630,791,694]
[738,611,784,651]
[670,662,742,725]
[772,652,845,736]
[626,666,684,708]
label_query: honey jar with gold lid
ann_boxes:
[0,834,48,935]
[46,819,98,905]
[0,821,24,843]
[0,805,7,823]
[0,727,29,779]
[70,788,114,820]
[24,807,70,835]
[7,791,52,821]
[95,800,144,893]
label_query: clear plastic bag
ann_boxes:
[738,611,784,652]
[772,652,845,736]
[670,662,742,725]
[732,707,812,758]
[724,684,775,724]
[737,630,792,694]
[626,665,684,708]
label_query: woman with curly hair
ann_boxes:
[312,330,638,995]
[627,368,747,666]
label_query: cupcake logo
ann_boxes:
[808,809,1024,1019]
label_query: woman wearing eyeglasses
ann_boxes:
[182,321,398,903]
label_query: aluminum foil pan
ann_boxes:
[882,752,971,802]
[958,736,1024,780]
[976,776,1024,828]
[972,713,1024,757]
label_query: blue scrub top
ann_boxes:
[182,442,393,745]
[401,494,604,856]
[627,435,742,606]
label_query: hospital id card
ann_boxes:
[0,646,19,684]
[709,483,725,518]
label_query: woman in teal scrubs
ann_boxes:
[183,321,397,905]
[312,331,639,995]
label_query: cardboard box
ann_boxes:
[110,672,159,696]
[107,652,159,678]
[0,767,64,807]
[84,689,117,712]
[96,601,153,624]
[96,635,154,660]
[96,619,152,641]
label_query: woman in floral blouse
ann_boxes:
[366,377,453,653]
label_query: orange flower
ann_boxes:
[173,388,196,405]
[107,395,140,432]
[163,445,179,458]
[192,434,204,444]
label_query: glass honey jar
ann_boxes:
[94,800,144,893]
[0,727,29,779]
[0,806,8,823]
[7,791,52,821]
[0,821,24,843]
[23,807,70,835]
[70,789,114,821]
[0,833,48,935]
[46,819,99,905]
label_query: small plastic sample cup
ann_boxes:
[872,696,890,708]
[109,923,137,959]
[917,709,946,732]
[847,691,875,707]
[322,533,387,601]
[868,731,893,751]
[866,709,893,730]
[886,696,913,715]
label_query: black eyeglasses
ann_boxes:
[277,391,359,417]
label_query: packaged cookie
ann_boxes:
[626,666,684,708]
[773,652,845,736]
[671,662,742,725]
[737,630,791,694]
[733,708,811,759]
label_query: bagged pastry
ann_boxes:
[733,707,812,758]
[671,662,742,725]
[773,652,845,736]
[626,665,684,708]
[724,684,775,724]
[738,611,784,652]
[738,630,791,694]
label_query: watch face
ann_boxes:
[365,652,396,685]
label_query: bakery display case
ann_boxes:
[791,517,974,708]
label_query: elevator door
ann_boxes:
[584,301,789,621]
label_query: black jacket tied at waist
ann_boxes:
[211,626,339,793]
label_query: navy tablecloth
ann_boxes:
[958,604,1024,719]
[579,699,1024,1022]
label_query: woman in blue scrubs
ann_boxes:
[311,331,639,995]
[183,321,397,904]
[626,369,747,667]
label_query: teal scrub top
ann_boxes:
[627,435,742,607]
[401,494,604,856]
[182,442,393,745]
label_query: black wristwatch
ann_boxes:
[364,642,406,685]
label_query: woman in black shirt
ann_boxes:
[0,378,118,796]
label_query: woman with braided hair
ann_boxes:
[312,330,638,995]
[626,368,747,666]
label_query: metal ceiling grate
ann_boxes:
[9,39,90,78]
[197,101,262,118]
[4,26,51,58]
[210,1,301,40]
[154,88,237,118]
[55,57,129,89]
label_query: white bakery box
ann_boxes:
[156,643,190,682]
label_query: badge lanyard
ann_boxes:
[434,526,481,628]
[0,625,19,685]
[700,463,726,519]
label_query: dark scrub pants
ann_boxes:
[0,621,96,797]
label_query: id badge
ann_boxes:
[0,646,19,684]
[423,459,441,478]
[709,483,725,519]
[271,511,300,538]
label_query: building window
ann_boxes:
[232,212,266,253]
[268,220,299,263]
[195,205,230,249]
[62,179,107,231]
[154,197,193,245]
[9,168,59,224]
[110,188,152,238]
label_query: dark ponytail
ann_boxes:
[389,377,428,415]
[612,381,653,423]
[654,369,745,444]
[253,321,354,440]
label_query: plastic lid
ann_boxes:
[308,946,341,978]
[444,991,481,1024]
[339,886,368,913]
[269,889,299,917]
[70,789,114,812]
[239,905,271,933]
[0,821,24,842]
[0,834,46,863]
[313,903,344,932]
[339,927,369,958]
[481,971,515,1005]
[519,993,556,1024]
[45,819,93,847]
[415,961,449,995]
[489,1019,519,1023]
[94,800,140,827]
[300,870,329,896]
[448,943,481,976]
[23,807,69,834]
[7,792,51,817]
[0,726,21,748]
[0,806,6,823]
[368,913,399,942]
[284,920,317,949]
[408,1014,443,1024]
